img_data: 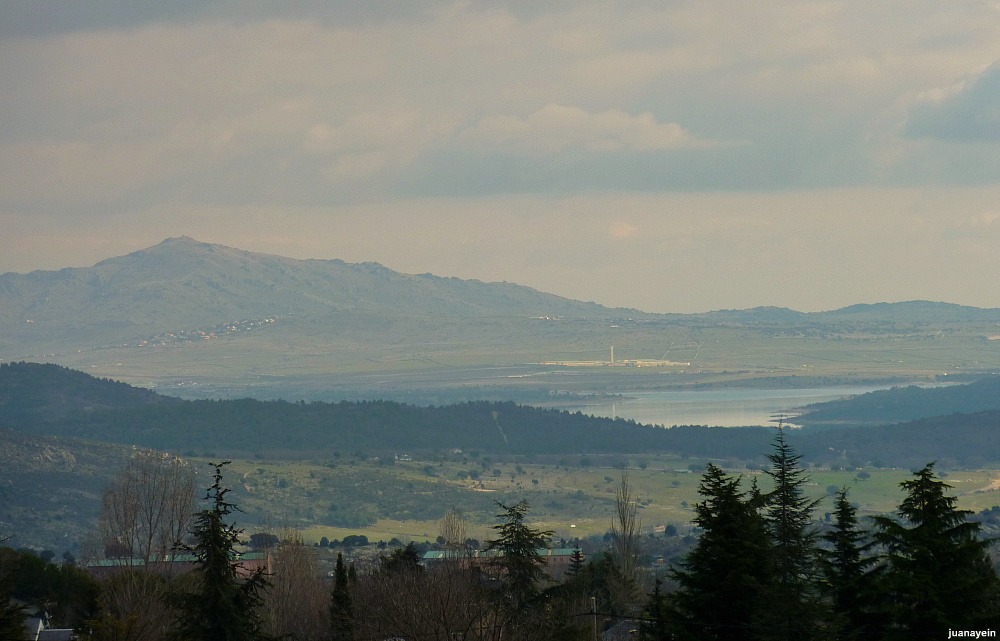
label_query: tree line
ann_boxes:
[660,431,1000,640]
[8,362,1000,468]
[4,432,1000,640]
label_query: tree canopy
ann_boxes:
[873,463,1000,638]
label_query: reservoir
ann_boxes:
[555,386,900,428]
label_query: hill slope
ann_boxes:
[0,427,138,553]
[0,236,627,354]
[6,363,1000,471]
[797,376,1000,427]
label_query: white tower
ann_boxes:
[610,346,615,364]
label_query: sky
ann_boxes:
[2,1,1000,313]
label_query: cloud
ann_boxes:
[906,62,1000,142]
[459,103,716,154]
[609,221,638,239]
[5,0,1000,217]
[0,1,438,38]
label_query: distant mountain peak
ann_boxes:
[0,237,632,356]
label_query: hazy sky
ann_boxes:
[3,1,1000,313]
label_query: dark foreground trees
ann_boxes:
[485,500,553,614]
[819,489,885,640]
[873,463,1000,638]
[170,461,271,641]
[757,428,823,641]
[666,430,828,640]
[0,546,99,632]
[667,463,771,640]
[23,432,1000,641]
[663,431,1000,641]
[330,552,353,641]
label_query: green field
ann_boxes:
[213,455,1000,545]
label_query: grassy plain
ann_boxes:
[214,455,1000,545]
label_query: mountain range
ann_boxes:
[0,236,623,352]
[3,237,1000,396]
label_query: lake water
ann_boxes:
[556,386,901,428]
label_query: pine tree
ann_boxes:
[668,463,771,641]
[567,548,585,578]
[757,427,824,641]
[639,578,671,641]
[330,553,354,641]
[170,461,271,641]
[0,584,26,641]
[485,500,553,613]
[380,541,422,574]
[819,489,885,640]
[873,463,1000,638]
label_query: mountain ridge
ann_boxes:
[6,237,998,321]
[0,237,636,354]
[4,238,1000,388]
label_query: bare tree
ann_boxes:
[440,507,468,556]
[353,561,505,641]
[262,531,329,641]
[89,570,175,641]
[610,470,642,611]
[99,450,196,564]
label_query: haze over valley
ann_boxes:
[3,238,999,414]
[5,239,1000,555]
[8,4,1000,637]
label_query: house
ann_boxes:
[421,548,579,580]
[23,615,75,641]
[601,619,639,641]
[85,551,271,579]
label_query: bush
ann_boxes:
[342,534,370,547]
[249,532,280,549]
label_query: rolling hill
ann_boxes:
[5,361,1000,552]
[796,376,1000,428]
[4,362,1000,470]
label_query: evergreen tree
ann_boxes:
[757,428,824,641]
[819,489,885,640]
[567,548,585,578]
[873,463,1000,638]
[668,463,771,641]
[0,583,26,641]
[485,500,553,613]
[379,542,422,574]
[330,553,354,641]
[170,461,271,641]
[639,578,671,641]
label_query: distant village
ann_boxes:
[136,316,279,347]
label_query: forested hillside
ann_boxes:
[4,362,1000,468]
[0,361,176,423]
[0,427,138,550]
[797,375,1000,427]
